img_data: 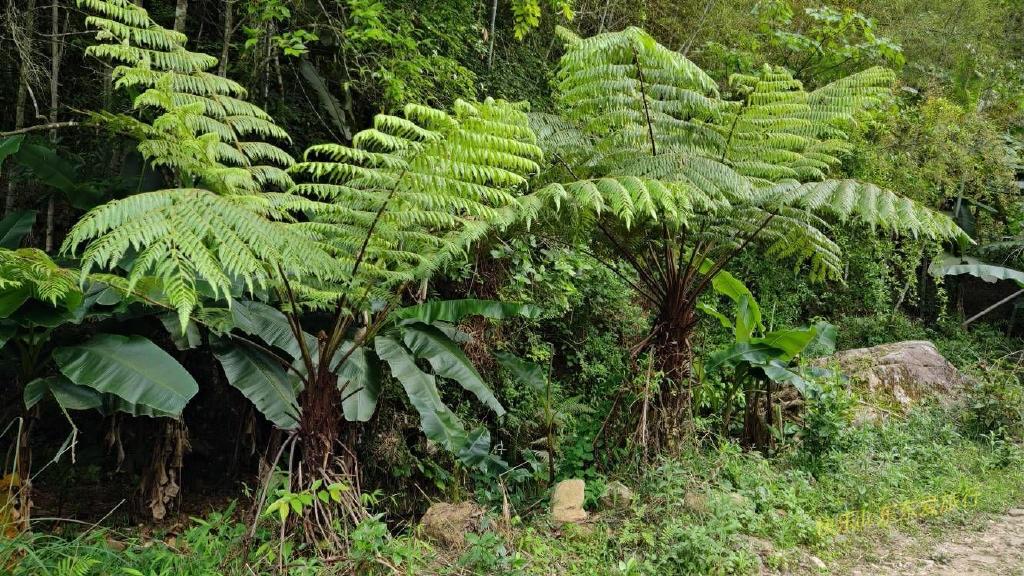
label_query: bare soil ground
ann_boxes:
[831,508,1024,575]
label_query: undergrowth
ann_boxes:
[6,397,1023,576]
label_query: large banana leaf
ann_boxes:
[0,287,30,318]
[759,361,812,394]
[13,143,105,209]
[375,334,468,449]
[214,342,300,430]
[231,300,317,364]
[395,299,541,324]
[710,271,763,341]
[159,312,202,350]
[401,322,505,417]
[0,211,36,248]
[457,427,495,469]
[52,334,199,417]
[703,342,788,375]
[333,343,383,422]
[929,253,1024,286]
[24,376,102,411]
[0,136,24,169]
[751,328,817,360]
[24,374,178,417]
[802,320,838,357]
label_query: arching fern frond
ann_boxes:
[63,189,339,327]
[290,98,543,296]
[0,248,81,310]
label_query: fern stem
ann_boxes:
[322,169,409,367]
[276,264,318,382]
[630,43,658,157]
[688,212,776,302]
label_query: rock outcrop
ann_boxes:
[820,340,969,409]
[599,480,634,509]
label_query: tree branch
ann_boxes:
[0,121,79,137]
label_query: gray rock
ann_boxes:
[818,340,968,410]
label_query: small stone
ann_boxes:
[419,502,483,548]
[809,555,827,570]
[1007,508,1024,517]
[599,480,634,509]
[551,479,588,524]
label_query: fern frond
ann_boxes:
[0,248,81,308]
[290,98,542,292]
[62,189,339,324]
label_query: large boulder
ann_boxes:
[551,479,588,524]
[419,501,483,548]
[820,340,969,409]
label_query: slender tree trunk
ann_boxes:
[173,0,188,33]
[487,0,498,69]
[218,0,233,77]
[45,0,60,252]
[5,0,37,216]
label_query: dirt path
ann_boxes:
[841,508,1024,575]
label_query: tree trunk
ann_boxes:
[6,0,37,216]
[218,0,233,77]
[137,419,190,520]
[173,0,187,33]
[299,371,343,475]
[293,369,367,542]
[645,304,698,453]
[46,0,60,252]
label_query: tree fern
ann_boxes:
[535,26,965,281]
[530,27,968,447]
[66,0,550,486]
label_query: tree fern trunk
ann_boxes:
[299,371,343,475]
[648,306,697,452]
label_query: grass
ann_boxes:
[492,402,1024,575]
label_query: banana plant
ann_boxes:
[698,271,836,449]
[1,207,203,420]
[2,254,199,420]
[209,298,541,472]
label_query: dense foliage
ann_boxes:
[1,0,1023,574]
